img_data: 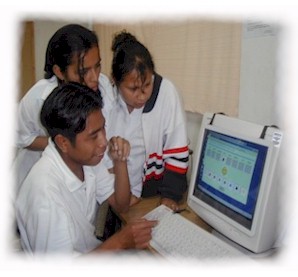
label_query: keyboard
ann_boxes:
[144,205,247,261]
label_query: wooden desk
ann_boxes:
[119,196,212,233]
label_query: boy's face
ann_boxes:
[65,109,107,167]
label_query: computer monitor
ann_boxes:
[187,112,283,253]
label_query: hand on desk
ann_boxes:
[118,218,158,249]
[160,197,180,212]
[92,218,157,252]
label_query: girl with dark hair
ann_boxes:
[106,31,189,211]
[14,24,115,192]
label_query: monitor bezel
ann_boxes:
[187,121,276,238]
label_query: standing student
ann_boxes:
[13,24,115,193]
[106,31,189,210]
[15,83,157,255]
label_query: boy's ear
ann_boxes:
[54,134,70,153]
[52,65,65,81]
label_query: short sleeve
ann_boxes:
[92,162,115,204]
[22,203,74,254]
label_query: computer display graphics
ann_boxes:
[194,130,268,230]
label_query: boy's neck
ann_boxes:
[60,153,84,182]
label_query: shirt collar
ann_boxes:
[43,138,88,192]
[117,92,129,113]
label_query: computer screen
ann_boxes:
[187,113,283,253]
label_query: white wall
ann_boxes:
[239,20,280,127]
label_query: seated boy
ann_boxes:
[15,82,156,255]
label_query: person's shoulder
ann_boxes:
[153,76,185,113]
[160,76,176,91]
[30,76,57,90]
[99,73,114,93]
[20,77,58,102]
[99,72,109,81]
[24,164,68,209]
[19,160,56,202]
[99,73,112,88]
[158,77,181,102]
[99,73,116,111]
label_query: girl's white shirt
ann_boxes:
[105,93,145,198]
[13,74,115,193]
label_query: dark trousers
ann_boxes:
[95,204,122,241]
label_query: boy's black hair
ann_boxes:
[44,24,99,82]
[40,82,103,145]
[111,30,155,86]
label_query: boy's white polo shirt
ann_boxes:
[15,139,115,255]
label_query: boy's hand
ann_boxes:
[119,218,157,249]
[108,136,130,162]
[92,218,157,252]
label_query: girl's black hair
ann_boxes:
[40,82,103,145]
[111,30,155,86]
[44,24,99,82]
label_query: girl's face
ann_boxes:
[62,46,101,92]
[118,69,154,113]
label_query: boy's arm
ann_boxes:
[19,204,74,253]
[91,218,157,252]
[107,136,131,213]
